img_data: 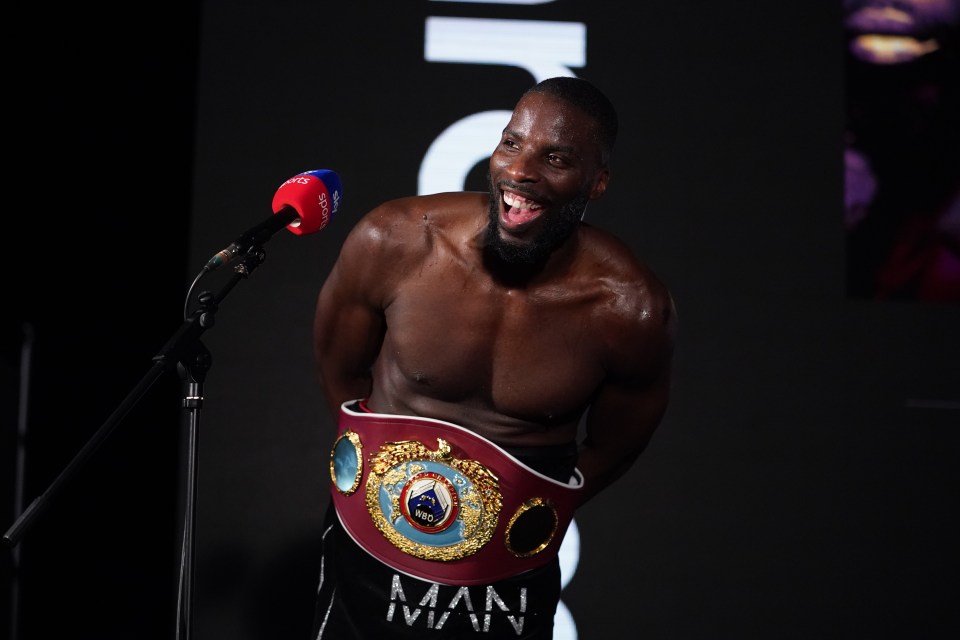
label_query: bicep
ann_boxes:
[578,290,677,499]
[313,234,388,414]
[587,293,676,452]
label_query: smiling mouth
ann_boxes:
[501,190,545,232]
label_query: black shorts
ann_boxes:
[311,504,562,639]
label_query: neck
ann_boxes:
[480,226,581,289]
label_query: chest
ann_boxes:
[380,260,608,416]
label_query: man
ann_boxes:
[311,76,677,639]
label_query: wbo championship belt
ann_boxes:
[329,400,584,585]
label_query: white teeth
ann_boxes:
[503,192,540,210]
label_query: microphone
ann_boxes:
[204,169,343,271]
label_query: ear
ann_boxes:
[588,167,610,200]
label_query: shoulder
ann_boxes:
[324,192,483,306]
[331,192,487,301]
[344,191,486,258]
[580,226,677,375]
[581,225,675,319]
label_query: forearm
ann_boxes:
[313,286,384,418]
[319,368,373,418]
[575,443,642,505]
[575,372,671,505]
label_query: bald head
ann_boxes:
[523,77,619,164]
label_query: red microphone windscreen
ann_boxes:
[272,169,343,235]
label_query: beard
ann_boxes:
[484,180,588,266]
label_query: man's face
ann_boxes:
[485,92,609,265]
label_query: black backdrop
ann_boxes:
[4,4,201,639]
[5,1,959,639]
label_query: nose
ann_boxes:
[504,149,540,183]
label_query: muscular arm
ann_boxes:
[313,208,397,418]
[576,287,677,505]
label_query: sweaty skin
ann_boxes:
[314,91,677,505]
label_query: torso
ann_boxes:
[361,192,657,447]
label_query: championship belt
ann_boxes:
[329,400,584,585]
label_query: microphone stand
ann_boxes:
[3,243,269,640]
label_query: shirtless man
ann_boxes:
[311,76,677,639]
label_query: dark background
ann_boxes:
[3,3,201,639]
[4,1,958,639]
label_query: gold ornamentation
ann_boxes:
[504,497,558,558]
[330,430,363,495]
[365,437,502,561]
